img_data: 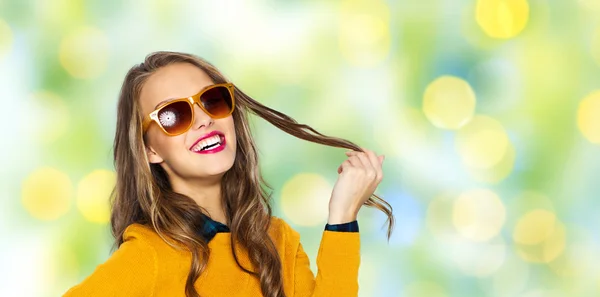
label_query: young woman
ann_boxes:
[63,51,394,297]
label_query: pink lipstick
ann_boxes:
[190,131,226,154]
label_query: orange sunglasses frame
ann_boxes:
[142,83,236,136]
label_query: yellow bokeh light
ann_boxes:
[423,76,476,130]
[541,221,566,263]
[403,281,448,297]
[513,209,556,245]
[339,0,391,67]
[461,5,503,49]
[21,167,73,221]
[455,115,510,169]
[76,170,116,224]
[0,19,13,60]
[577,90,600,144]
[510,191,555,226]
[514,210,566,263]
[516,221,566,263]
[453,189,506,242]
[280,173,331,226]
[30,91,70,144]
[465,141,515,183]
[476,0,529,39]
[59,26,110,79]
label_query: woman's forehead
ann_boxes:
[139,63,213,112]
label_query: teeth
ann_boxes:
[192,135,222,152]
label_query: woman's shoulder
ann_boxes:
[269,215,292,232]
[123,223,159,242]
[268,216,302,245]
[122,223,184,251]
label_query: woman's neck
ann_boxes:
[170,176,228,224]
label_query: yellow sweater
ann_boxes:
[62,216,360,296]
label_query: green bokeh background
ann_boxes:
[1,0,600,296]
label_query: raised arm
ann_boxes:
[293,221,361,297]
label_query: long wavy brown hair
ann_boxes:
[110,51,395,297]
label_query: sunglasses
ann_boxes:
[142,83,235,136]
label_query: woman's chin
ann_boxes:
[196,162,234,178]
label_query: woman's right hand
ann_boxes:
[327,147,385,224]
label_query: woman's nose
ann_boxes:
[191,103,214,130]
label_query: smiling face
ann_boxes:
[139,62,236,182]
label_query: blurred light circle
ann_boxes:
[451,236,507,277]
[455,115,510,169]
[540,221,567,263]
[59,26,109,79]
[475,0,529,39]
[0,18,12,60]
[76,170,115,224]
[423,76,476,130]
[21,167,72,220]
[465,141,515,183]
[516,221,567,263]
[402,281,448,297]
[577,90,600,144]
[453,188,506,242]
[29,91,70,144]
[461,4,504,49]
[514,210,566,263]
[281,173,330,226]
[513,209,556,245]
[339,0,390,67]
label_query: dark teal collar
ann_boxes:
[199,214,230,242]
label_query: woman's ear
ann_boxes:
[146,145,164,164]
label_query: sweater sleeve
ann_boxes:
[293,228,361,297]
[62,227,158,296]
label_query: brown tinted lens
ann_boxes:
[200,86,233,118]
[157,101,192,135]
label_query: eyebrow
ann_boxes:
[155,98,178,110]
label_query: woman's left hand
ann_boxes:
[327,147,385,224]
